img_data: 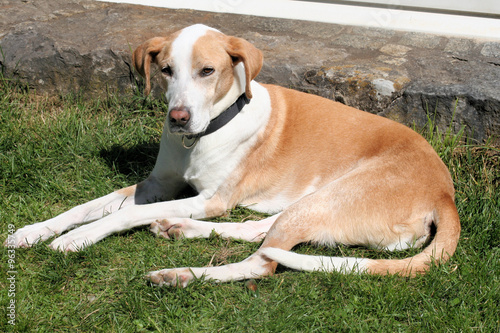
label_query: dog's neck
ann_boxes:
[189,93,250,139]
[181,93,250,148]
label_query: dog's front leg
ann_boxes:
[7,176,181,248]
[48,192,215,252]
[7,186,138,248]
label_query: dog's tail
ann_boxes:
[261,195,460,277]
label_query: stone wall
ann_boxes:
[1,0,499,142]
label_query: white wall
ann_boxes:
[100,0,500,40]
[328,0,500,16]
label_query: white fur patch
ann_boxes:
[166,24,220,133]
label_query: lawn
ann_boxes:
[0,76,499,332]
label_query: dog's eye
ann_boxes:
[201,67,214,77]
[161,66,173,76]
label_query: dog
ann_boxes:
[8,24,460,287]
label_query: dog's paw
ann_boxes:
[145,268,195,288]
[150,218,198,239]
[5,223,56,248]
[150,219,173,239]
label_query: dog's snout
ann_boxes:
[169,108,191,127]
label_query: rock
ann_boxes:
[481,43,500,58]
[1,0,499,142]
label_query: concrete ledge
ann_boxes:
[1,0,499,142]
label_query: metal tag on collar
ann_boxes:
[182,135,199,149]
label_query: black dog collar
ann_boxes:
[186,93,250,140]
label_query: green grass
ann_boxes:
[1,77,499,332]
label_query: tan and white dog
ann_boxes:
[8,24,460,287]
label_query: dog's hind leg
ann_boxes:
[145,204,321,287]
[258,161,451,276]
[145,188,343,287]
[146,250,276,287]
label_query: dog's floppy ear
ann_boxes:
[133,37,169,96]
[225,37,263,99]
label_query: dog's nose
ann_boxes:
[169,108,191,127]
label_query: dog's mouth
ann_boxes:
[168,125,190,135]
[168,123,207,137]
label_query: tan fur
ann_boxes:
[132,33,179,95]
[223,35,263,99]
[115,185,136,197]
[207,84,460,276]
[192,33,235,104]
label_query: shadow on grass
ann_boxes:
[99,141,198,199]
[99,141,158,183]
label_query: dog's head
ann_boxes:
[133,24,263,135]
